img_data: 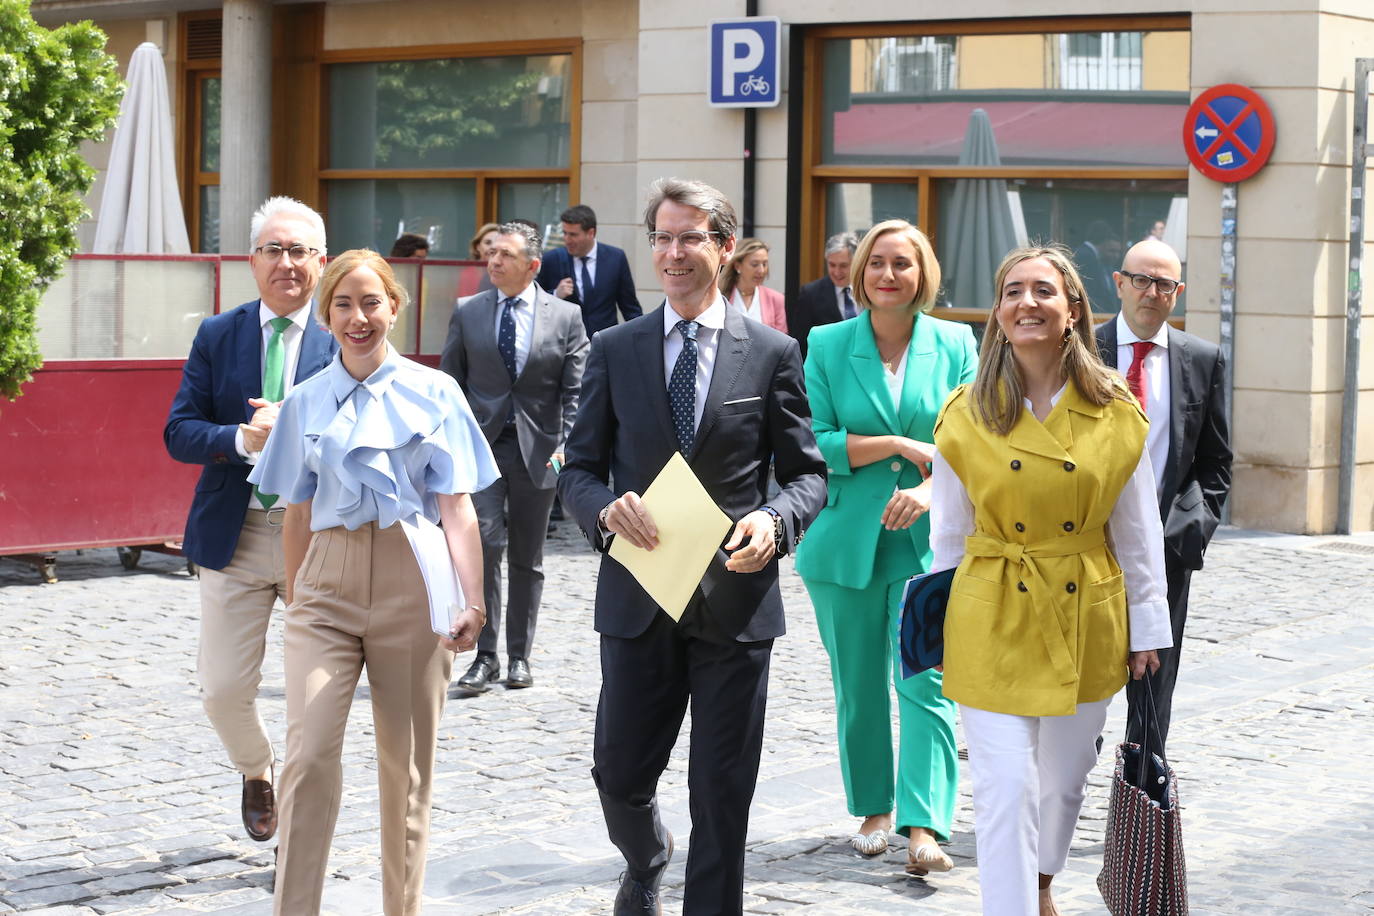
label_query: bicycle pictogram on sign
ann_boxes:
[739,75,771,96]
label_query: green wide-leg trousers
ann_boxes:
[804,564,958,841]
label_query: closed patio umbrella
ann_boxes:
[938,108,1018,309]
[93,42,190,253]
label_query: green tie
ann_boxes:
[255,316,293,508]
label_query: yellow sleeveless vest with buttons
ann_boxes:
[933,382,1148,717]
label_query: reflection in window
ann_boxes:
[497,182,570,247]
[934,178,1187,312]
[824,183,919,239]
[200,77,221,172]
[199,186,220,255]
[330,55,572,170]
[1057,32,1143,90]
[864,36,957,94]
[326,179,477,259]
[822,29,1187,167]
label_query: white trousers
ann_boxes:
[961,698,1112,916]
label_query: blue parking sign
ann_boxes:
[708,18,781,108]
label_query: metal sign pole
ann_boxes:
[1219,183,1237,526]
[1337,58,1371,535]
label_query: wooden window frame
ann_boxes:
[178,10,223,253]
[796,15,1191,307]
[318,38,583,234]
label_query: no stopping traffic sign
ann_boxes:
[1183,83,1276,183]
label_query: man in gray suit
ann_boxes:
[440,222,589,694]
[1096,238,1232,749]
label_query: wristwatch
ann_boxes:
[760,505,786,555]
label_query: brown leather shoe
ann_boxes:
[242,772,277,842]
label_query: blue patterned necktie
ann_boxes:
[498,297,518,381]
[669,319,699,455]
[841,287,857,319]
[580,256,594,304]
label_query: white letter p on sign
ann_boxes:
[721,28,764,97]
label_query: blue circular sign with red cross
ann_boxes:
[1183,83,1276,183]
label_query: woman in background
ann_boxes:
[929,244,1170,915]
[469,222,501,261]
[719,237,787,332]
[250,249,499,916]
[795,220,976,876]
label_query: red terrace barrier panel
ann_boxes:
[0,254,486,578]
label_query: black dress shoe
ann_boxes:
[242,772,277,842]
[452,654,500,697]
[613,874,661,915]
[613,831,672,915]
[506,657,533,689]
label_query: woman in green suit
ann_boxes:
[796,220,977,875]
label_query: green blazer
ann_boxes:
[795,311,978,590]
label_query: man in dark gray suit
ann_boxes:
[559,179,826,915]
[1096,238,1232,749]
[441,222,588,694]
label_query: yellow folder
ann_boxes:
[607,452,733,622]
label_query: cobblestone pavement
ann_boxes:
[2,525,1372,915]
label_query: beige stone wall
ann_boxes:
[1187,6,1374,532]
[635,1,768,305]
[324,0,643,266]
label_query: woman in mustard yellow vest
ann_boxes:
[796,220,977,876]
[929,245,1171,916]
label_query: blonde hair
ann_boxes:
[851,220,941,315]
[468,222,501,259]
[316,249,410,328]
[718,237,770,297]
[970,244,1128,435]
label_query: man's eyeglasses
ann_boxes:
[254,244,321,263]
[647,230,720,252]
[1119,270,1180,295]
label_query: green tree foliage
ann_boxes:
[0,2,121,400]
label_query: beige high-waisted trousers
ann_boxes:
[273,521,453,916]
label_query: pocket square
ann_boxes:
[722,396,762,406]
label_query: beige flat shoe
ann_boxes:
[904,842,954,876]
[848,826,890,856]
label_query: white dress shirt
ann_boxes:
[493,281,538,375]
[834,284,854,319]
[1114,312,1171,497]
[236,300,313,465]
[575,241,598,302]
[662,296,726,434]
[929,384,1172,652]
[728,287,763,324]
[883,347,907,410]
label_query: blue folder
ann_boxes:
[898,566,956,678]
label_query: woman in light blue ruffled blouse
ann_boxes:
[249,249,498,916]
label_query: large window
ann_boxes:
[800,18,1190,319]
[323,43,579,257]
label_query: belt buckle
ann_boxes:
[264,507,287,527]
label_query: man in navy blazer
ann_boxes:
[559,179,826,915]
[164,197,337,844]
[536,204,641,336]
[1095,238,1232,750]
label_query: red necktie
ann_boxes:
[1126,340,1154,407]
